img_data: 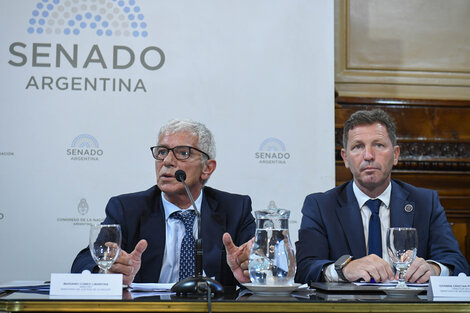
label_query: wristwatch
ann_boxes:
[334,255,353,282]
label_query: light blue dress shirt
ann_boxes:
[158,190,203,283]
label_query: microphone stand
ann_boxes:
[171,170,224,296]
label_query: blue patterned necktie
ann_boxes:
[172,210,196,281]
[366,199,382,258]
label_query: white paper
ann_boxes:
[428,274,470,301]
[50,273,123,296]
[354,281,428,288]
[129,283,174,292]
[0,281,50,291]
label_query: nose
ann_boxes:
[364,145,374,160]
[162,150,177,165]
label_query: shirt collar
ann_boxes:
[161,188,204,220]
[352,181,391,210]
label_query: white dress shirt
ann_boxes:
[325,181,448,281]
[158,191,203,283]
[354,182,392,266]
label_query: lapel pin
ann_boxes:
[404,204,414,213]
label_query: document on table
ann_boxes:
[353,281,428,288]
[0,281,50,292]
[129,283,174,291]
[128,283,175,298]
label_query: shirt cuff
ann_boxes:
[427,260,450,276]
[324,263,344,282]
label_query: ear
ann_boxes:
[201,159,217,181]
[393,145,400,166]
[341,148,349,169]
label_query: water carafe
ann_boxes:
[248,208,296,285]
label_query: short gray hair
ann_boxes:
[343,109,397,149]
[158,119,216,161]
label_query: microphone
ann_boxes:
[170,170,224,296]
[174,169,186,182]
[174,169,200,219]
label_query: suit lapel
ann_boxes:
[201,190,225,251]
[389,180,415,227]
[336,182,367,258]
[139,193,166,281]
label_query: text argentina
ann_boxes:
[26,76,146,92]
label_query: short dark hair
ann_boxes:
[343,109,397,148]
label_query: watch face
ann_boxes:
[336,255,351,267]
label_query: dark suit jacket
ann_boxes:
[295,179,469,283]
[71,185,255,287]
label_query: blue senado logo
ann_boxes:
[71,134,99,148]
[259,137,286,152]
[67,134,103,160]
[27,0,148,38]
[255,137,290,164]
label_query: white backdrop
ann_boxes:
[0,0,334,282]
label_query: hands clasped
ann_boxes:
[342,254,440,283]
[404,257,440,284]
[342,254,394,282]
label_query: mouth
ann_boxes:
[159,172,175,180]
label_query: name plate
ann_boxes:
[50,272,123,296]
[428,273,470,301]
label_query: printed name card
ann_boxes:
[428,273,470,301]
[50,271,123,296]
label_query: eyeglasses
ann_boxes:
[150,145,210,161]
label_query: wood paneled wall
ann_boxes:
[335,97,470,264]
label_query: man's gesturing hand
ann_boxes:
[223,233,254,284]
[108,239,148,286]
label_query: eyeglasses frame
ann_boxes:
[150,145,210,161]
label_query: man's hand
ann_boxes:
[342,254,394,282]
[222,233,254,284]
[108,239,148,286]
[404,257,440,283]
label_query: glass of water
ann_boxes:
[386,227,418,288]
[89,224,122,274]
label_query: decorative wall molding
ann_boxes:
[335,0,470,100]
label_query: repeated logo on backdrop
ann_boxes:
[67,134,103,161]
[255,137,291,164]
[7,0,165,92]
[77,198,89,215]
[56,197,104,226]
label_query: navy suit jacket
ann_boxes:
[71,185,255,287]
[295,180,469,283]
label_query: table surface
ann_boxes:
[1,284,470,313]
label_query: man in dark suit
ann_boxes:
[72,119,255,287]
[295,109,469,284]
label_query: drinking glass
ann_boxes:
[89,224,122,274]
[386,227,417,288]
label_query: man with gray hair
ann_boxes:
[72,119,255,287]
[295,109,469,284]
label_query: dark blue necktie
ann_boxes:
[172,210,196,281]
[366,199,382,258]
